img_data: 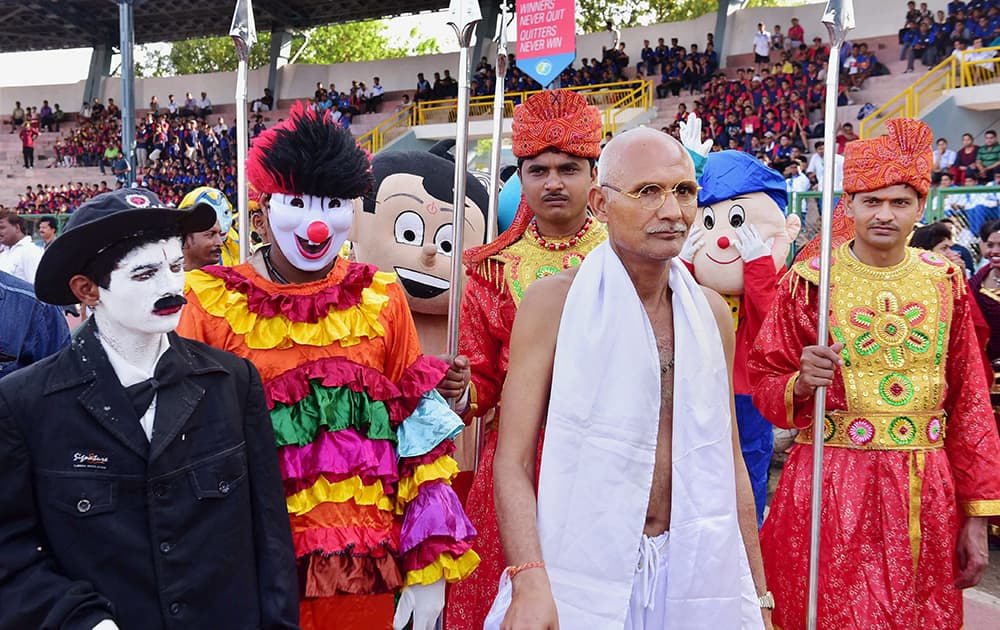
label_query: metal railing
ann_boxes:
[410,79,653,130]
[860,46,1000,138]
[354,79,654,155]
[603,80,654,135]
[960,45,1000,88]
[356,103,416,155]
[925,184,1000,223]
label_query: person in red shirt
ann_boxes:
[18,123,39,170]
[835,121,859,154]
[788,17,805,48]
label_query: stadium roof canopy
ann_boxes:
[0,0,452,53]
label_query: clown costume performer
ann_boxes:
[178,105,479,630]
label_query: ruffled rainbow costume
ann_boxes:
[178,256,479,629]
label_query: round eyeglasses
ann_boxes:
[601,180,701,210]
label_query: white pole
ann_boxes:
[446,0,482,358]
[807,3,854,629]
[486,8,509,243]
[230,0,257,263]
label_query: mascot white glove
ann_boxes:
[679,223,705,265]
[393,579,445,630]
[734,224,774,262]
[678,113,714,158]
[92,621,120,630]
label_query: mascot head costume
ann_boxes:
[354,145,489,315]
[692,151,801,295]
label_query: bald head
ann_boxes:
[598,127,694,188]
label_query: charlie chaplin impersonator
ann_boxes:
[0,188,299,629]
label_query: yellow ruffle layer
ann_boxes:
[405,549,482,586]
[286,476,393,516]
[395,455,461,515]
[185,270,395,350]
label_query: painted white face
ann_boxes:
[95,238,186,337]
[268,192,353,271]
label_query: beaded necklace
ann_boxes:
[528,216,594,251]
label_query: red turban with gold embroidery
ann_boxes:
[842,118,933,197]
[511,89,603,159]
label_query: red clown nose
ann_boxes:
[307,221,330,243]
[717,236,731,249]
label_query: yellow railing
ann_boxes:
[411,79,653,129]
[356,80,654,154]
[603,80,653,135]
[860,47,1000,138]
[356,103,416,155]
[961,45,1000,87]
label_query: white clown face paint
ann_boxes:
[95,238,186,342]
[268,193,354,272]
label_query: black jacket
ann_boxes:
[0,320,299,630]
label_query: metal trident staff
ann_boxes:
[446,0,482,361]
[486,5,511,243]
[230,0,257,263]
[807,2,854,629]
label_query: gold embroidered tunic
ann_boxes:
[748,242,1000,629]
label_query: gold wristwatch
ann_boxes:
[759,591,775,609]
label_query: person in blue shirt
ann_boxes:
[900,20,919,61]
[638,39,657,75]
[948,1,967,15]
[0,270,69,379]
[907,21,939,71]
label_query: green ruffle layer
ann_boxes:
[271,383,396,447]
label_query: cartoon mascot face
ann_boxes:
[353,150,489,314]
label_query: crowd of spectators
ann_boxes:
[7,101,67,135]
[899,0,1000,73]
[21,94,240,210]
[14,181,113,215]
[309,77,386,126]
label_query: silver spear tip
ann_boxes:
[822,0,856,46]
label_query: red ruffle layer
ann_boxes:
[293,526,400,559]
[206,263,377,323]
[402,536,474,573]
[298,551,403,597]
[399,440,455,477]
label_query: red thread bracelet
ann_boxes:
[506,560,545,580]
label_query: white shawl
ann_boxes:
[486,241,761,629]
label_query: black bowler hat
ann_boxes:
[35,188,215,305]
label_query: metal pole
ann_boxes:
[446,0,482,359]
[486,9,509,243]
[807,3,854,630]
[118,0,136,186]
[235,60,250,263]
[230,0,257,263]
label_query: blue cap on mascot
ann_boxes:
[697,151,788,214]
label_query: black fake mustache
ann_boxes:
[154,295,187,310]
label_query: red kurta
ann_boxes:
[749,245,1000,630]
[445,221,606,630]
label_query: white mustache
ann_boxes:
[647,223,687,234]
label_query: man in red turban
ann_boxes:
[445,89,607,630]
[749,118,1000,629]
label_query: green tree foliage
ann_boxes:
[136,21,439,77]
[575,0,795,33]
